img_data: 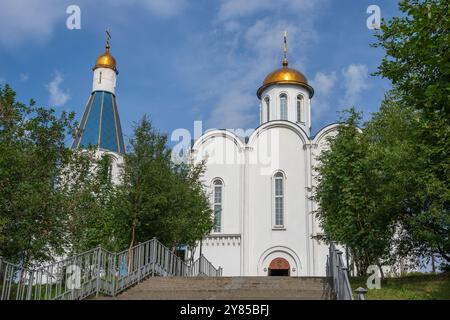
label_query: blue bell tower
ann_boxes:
[72,32,125,154]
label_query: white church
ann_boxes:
[191,35,340,277]
[73,33,341,278]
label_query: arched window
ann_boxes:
[280,94,288,120]
[213,179,223,232]
[265,97,270,122]
[260,103,263,124]
[273,172,285,227]
[297,95,303,123]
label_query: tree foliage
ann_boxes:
[0,84,75,266]
[314,108,398,275]
[114,116,213,252]
[0,85,213,265]
[374,0,449,263]
[315,0,450,271]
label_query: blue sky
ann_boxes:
[0,0,400,145]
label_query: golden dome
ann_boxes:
[257,32,314,98]
[94,48,117,73]
[93,30,118,73]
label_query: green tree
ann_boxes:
[374,0,450,117]
[0,84,75,266]
[0,85,212,267]
[60,150,122,253]
[114,116,213,257]
[374,0,450,263]
[314,108,397,276]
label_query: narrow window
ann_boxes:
[280,94,288,120]
[213,179,223,232]
[274,172,285,227]
[297,95,303,122]
[99,72,102,84]
[260,103,263,124]
[265,97,270,122]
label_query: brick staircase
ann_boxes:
[99,276,333,300]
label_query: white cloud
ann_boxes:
[217,0,273,22]
[223,20,241,33]
[193,0,325,129]
[47,72,70,107]
[0,0,61,47]
[313,72,337,96]
[109,0,187,17]
[208,91,255,129]
[217,0,319,23]
[20,73,29,82]
[0,0,187,47]
[310,65,371,123]
[198,19,315,129]
[310,71,337,121]
[341,64,370,107]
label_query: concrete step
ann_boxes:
[133,277,328,290]
[99,277,333,300]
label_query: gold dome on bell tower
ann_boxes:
[257,32,314,98]
[93,30,118,74]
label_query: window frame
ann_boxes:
[212,178,224,233]
[296,94,304,123]
[280,94,288,120]
[272,171,286,229]
[264,97,270,122]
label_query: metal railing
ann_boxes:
[0,238,221,300]
[327,243,353,300]
[191,254,223,277]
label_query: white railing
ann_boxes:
[0,238,221,300]
[327,243,353,300]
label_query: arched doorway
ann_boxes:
[268,257,290,276]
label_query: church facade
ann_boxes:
[72,34,341,277]
[191,36,340,277]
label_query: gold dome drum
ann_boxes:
[94,51,117,72]
[257,66,314,99]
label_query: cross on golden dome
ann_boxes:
[93,29,118,74]
[283,31,288,67]
[257,32,314,99]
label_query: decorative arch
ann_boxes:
[312,123,342,146]
[191,130,245,167]
[211,176,225,186]
[192,129,245,152]
[257,246,302,276]
[247,120,309,148]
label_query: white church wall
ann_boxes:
[246,124,310,276]
[260,85,311,136]
[192,131,244,276]
[193,131,244,235]
[195,235,241,276]
[92,67,117,94]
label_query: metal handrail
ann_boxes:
[0,238,221,300]
[327,243,353,300]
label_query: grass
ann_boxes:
[349,272,450,300]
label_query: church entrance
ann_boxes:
[268,258,290,276]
